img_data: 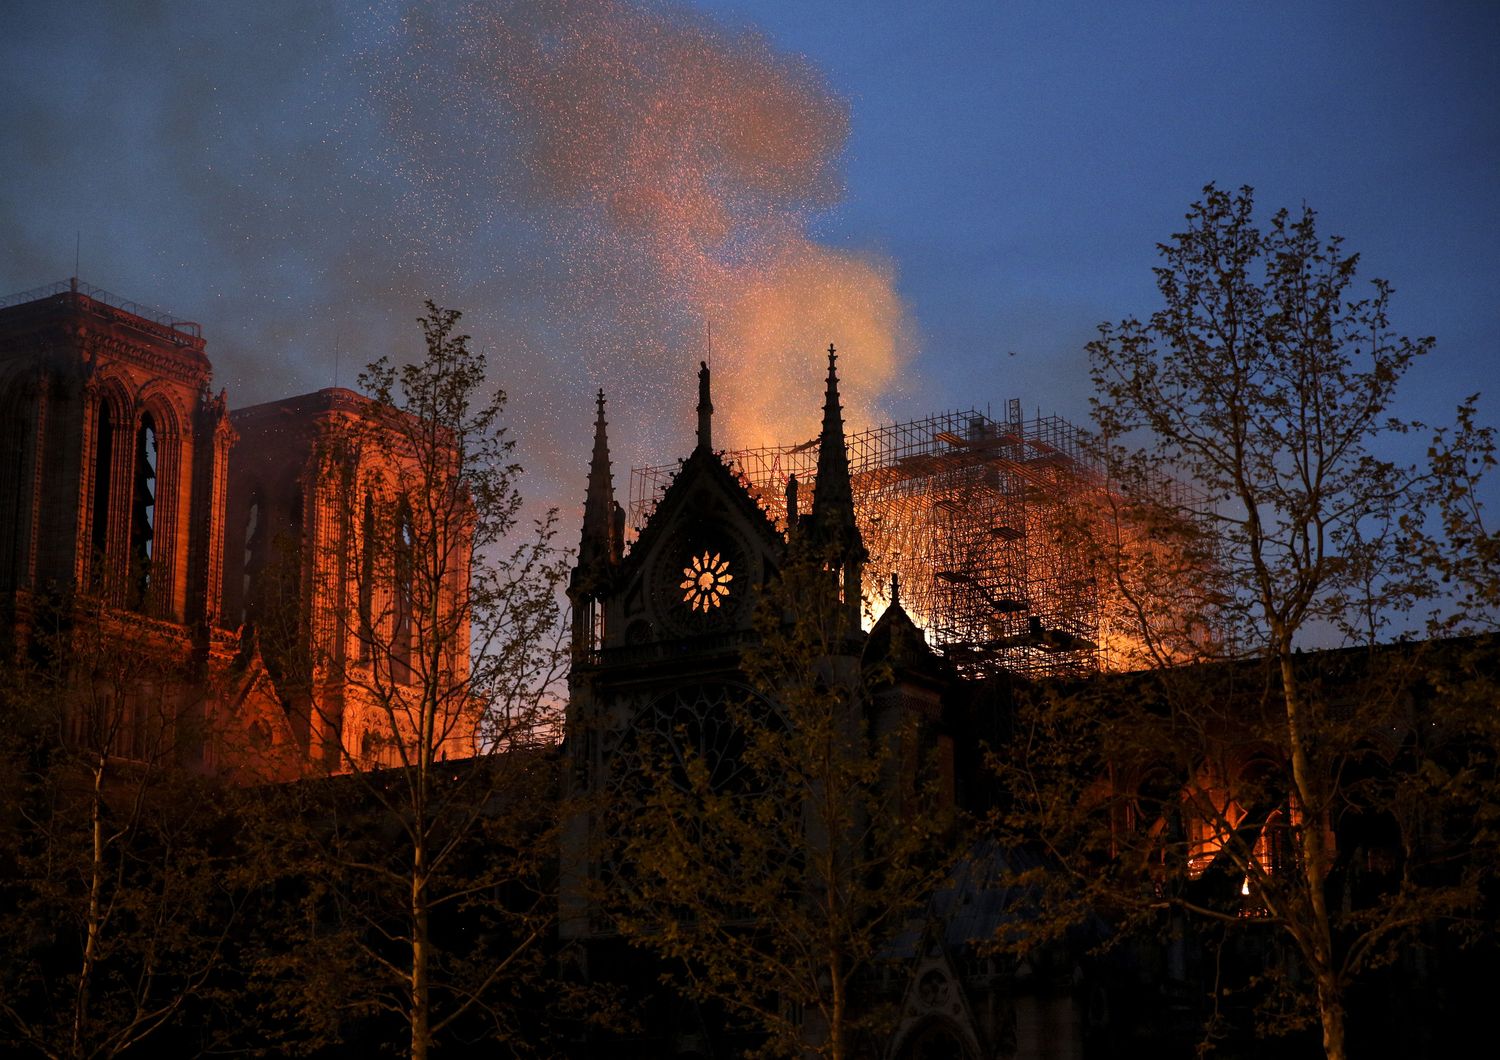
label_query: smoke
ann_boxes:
[370,0,911,453]
[0,0,910,508]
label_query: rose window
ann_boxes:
[680,550,732,612]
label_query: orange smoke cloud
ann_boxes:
[705,238,907,448]
[376,0,909,454]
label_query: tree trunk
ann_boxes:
[1315,967,1347,1060]
[829,957,845,1060]
[1278,651,1346,1060]
[411,852,430,1060]
[72,754,107,1060]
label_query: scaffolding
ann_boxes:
[631,401,1120,679]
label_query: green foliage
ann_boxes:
[240,756,561,1056]
[348,301,570,758]
[1425,396,1500,635]
[1088,183,1437,655]
[0,601,248,1059]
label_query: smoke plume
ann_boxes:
[371,0,910,453]
[0,0,910,508]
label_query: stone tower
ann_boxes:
[0,280,300,780]
[0,280,231,623]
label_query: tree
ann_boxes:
[0,597,246,1059]
[1427,397,1500,636]
[611,544,955,1060]
[990,185,1496,1059]
[251,304,570,1058]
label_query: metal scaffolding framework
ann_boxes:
[632,401,1125,679]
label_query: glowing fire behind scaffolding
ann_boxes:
[632,400,1205,679]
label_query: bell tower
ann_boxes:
[0,280,223,624]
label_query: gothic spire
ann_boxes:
[811,343,855,534]
[579,388,618,568]
[696,360,713,453]
[806,343,865,624]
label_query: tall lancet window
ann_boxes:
[358,492,375,662]
[0,392,33,593]
[392,498,414,684]
[129,412,158,610]
[89,403,114,590]
[241,492,263,627]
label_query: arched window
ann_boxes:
[392,498,414,684]
[0,388,34,592]
[241,491,263,627]
[89,401,114,589]
[360,729,380,770]
[255,482,307,690]
[128,412,158,610]
[358,492,375,661]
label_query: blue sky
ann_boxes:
[3,0,1496,505]
[699,0,1500,426]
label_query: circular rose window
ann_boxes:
[680,550,733,612]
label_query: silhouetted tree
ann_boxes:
[990,185,1497,1060]
[251,304,570,1059]
[0,600,245,1059]
[612,544,955,1060]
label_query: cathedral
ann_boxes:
[0,278,1074,1055]
[2,278,1487,1058]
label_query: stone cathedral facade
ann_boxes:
[0,280,476,779]
[0,280,1087,1055]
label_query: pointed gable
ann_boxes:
[587,362,785,651]
[616,442,785,644]
[865,573,944,684]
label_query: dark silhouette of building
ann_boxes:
[2,278,1487,1057]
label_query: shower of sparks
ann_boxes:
[0,0,914,521]
[365,0,910,456]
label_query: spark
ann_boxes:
[366,0,911,459]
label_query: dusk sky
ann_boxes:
[4,0,1497,516]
